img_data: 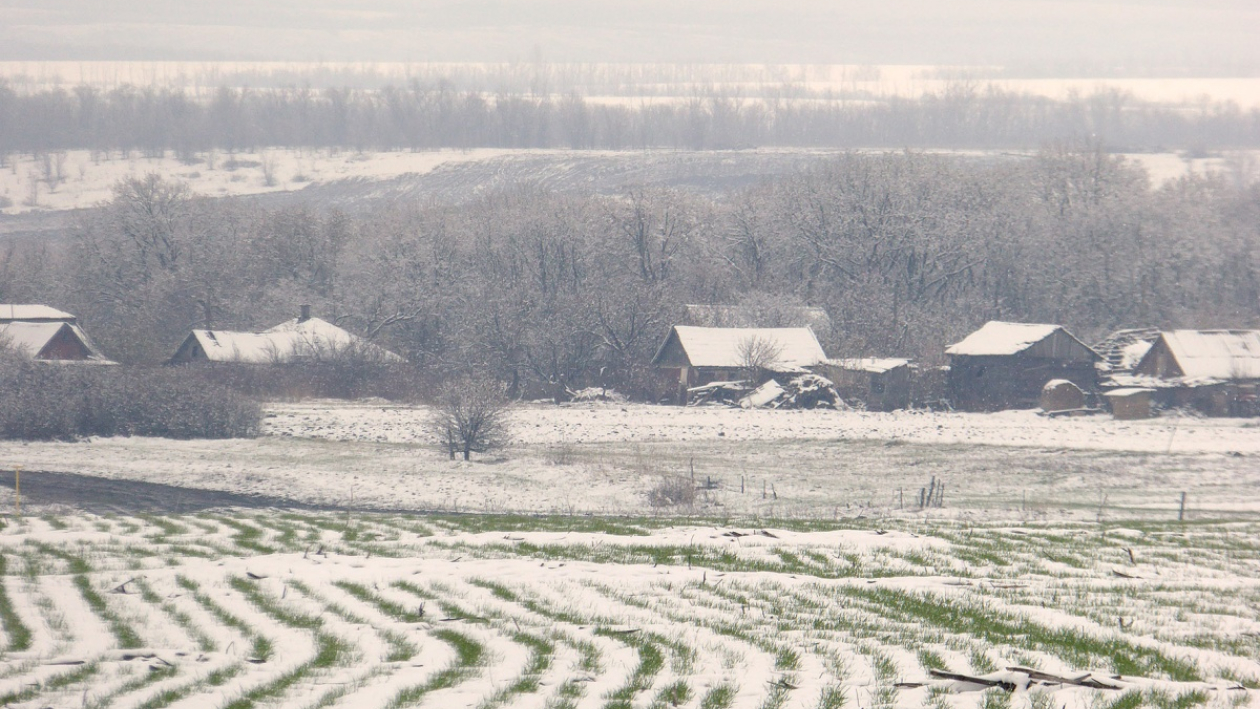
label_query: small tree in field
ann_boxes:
[428,376,513,461]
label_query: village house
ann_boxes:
[651,325,826,404]
[0,304,115,364]
[1122,330,1260,416]
[945,321,1100,411]
[811,357,912,411]
[168,306,405,365]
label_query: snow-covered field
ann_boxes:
[1,401,1257,521]
[0,509,1255,708]
[0,147,532,216]
[1,403,1258,708]
[2,147,1249,218]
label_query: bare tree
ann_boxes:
[428,376,513,461]
[736,335,784,382]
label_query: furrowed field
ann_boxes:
[1,402,1258,708]
[0,511,1256,709]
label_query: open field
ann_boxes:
[0,509,1255,708]
[1,402,1257,521]
[1,402,1258,707]
[2,146,1253,220]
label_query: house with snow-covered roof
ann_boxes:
[0,304,115,364]
[1124,330,1260,416]
[1134,330,1260,381]
[168,306,405,365]
[651,325,826,403]
[0,321,115,364]
[944,321,1100,411]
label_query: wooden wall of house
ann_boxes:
[1024,329,1098,362]
[652,333,689,368]
[1109,393,1153,420]
[1131,338,1182,378]
[815,364,911,411]
[37,326,92,361]
[947,355,1099,411]
[694,367,742,386]
[1151,382,1259,417]
[167,336,203,364]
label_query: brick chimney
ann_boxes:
[299,304,311,322]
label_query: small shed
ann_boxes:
[0,321,115,364]
[652,325,827,404]
[1104,388,1155,420]
[812,357,912,411]
[945,321,1101,411]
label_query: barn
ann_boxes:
[651,326,826,404]
[1127,330,1260,416]
[945,321,1100,411]
[168,307,405,365]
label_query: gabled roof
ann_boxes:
[945,321,1098,359]
[178,317,405,364]
[820,357,911,374]
[1152,330,1260,380]
[0,304,76,323]
[654,326,826,369]
[0,322,115,363]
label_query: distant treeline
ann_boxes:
[1,81,1259,155]
[2,147,1257,400]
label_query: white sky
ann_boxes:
[1,0,1256,70]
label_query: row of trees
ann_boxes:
[2,146,1257,400]
[1,81,1258,157]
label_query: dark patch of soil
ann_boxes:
[0,469,339,515]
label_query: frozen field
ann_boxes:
[2,147,1249,219]
[0,509,1254,708]
[1,401,1256,521]
[0,403,1257,708]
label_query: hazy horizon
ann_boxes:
[2,0,1257,74]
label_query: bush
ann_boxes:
[647,475,696,508]
[0,357,261,440]
[427,375,513,461]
